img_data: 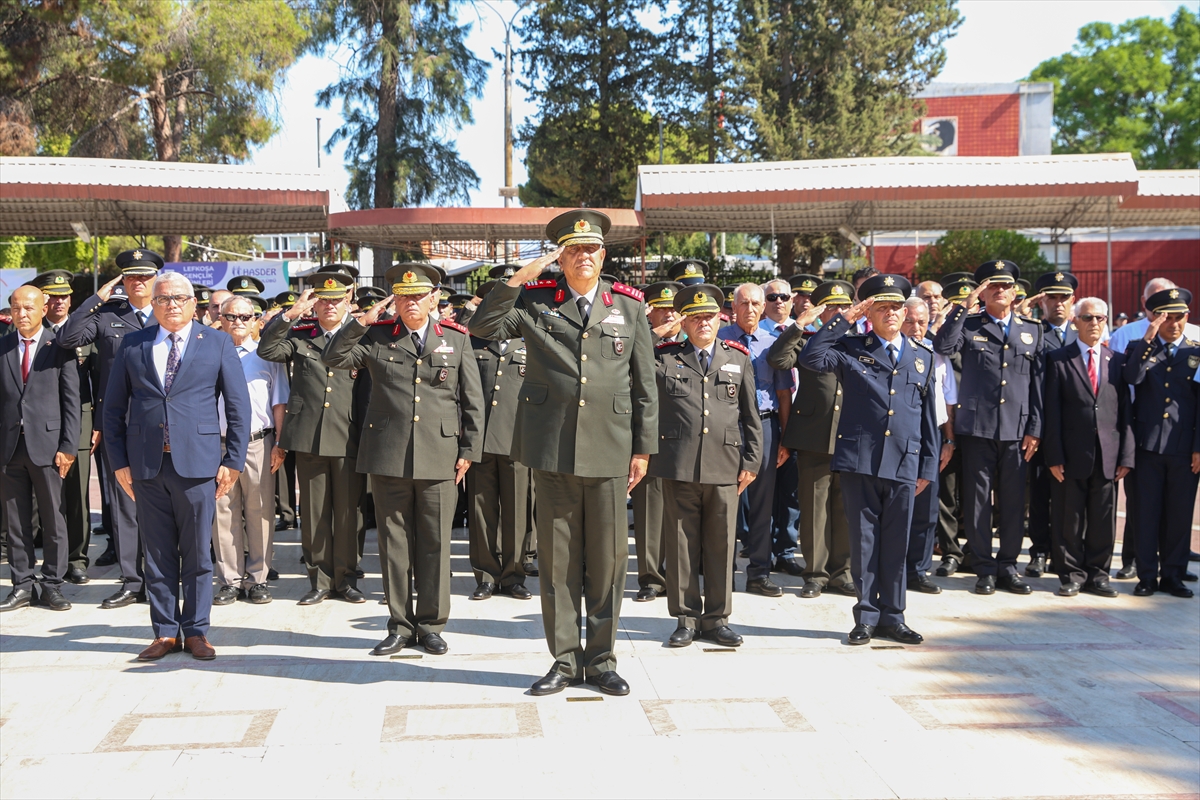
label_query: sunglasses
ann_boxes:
[1076,314,1107,323]
[221,313,259,322]
[765,293,790,302]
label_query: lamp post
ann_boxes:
[484,1,528,262]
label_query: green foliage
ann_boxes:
[0,235,110,273]
[914,230,1053,282]
[181,235,259,262]
[1028,8,1199,169]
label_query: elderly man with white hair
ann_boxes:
[212,295,289,606]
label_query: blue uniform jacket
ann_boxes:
[1122,336,1200,457]
[102,324,251,480]
[796,314,939,485]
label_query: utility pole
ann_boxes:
[485,1,527,263]
[316,117,322,168]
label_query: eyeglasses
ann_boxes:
[221,313,259,322]
[765,293,790,302]
[1077,314,1107,323]
[152,295,194,307]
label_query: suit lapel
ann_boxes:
[1068,348,1093,397]
[168,326,207,391]
[142,331,166,395]
[680,344,704,376]
[5,334,22,391]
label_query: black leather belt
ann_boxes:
[758,410,776,419]
[249,428,275,442]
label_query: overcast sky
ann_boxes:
[248,0,1188,209]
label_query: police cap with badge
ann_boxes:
[673,284,724,316]
[788,273,821,296]
[546,209,610,247]
[1146,287,1192,315]
[1034,271,1078,297]
[228,275,266,296]
[973,259,1020,286]
[116,248,163,276]
[810,280,854,307]
[645,281,684,309]
[667,260,709,286]
[28,269,74,296]
[386,263,441,296]
[489,264,520,281]
[858,273,912,303]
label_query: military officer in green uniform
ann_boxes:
[652,285,762,647]
[258,271,368,604]
[470,209,658,697]
[466,280,533,601]
[324,263,484,655]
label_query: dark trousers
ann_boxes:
[741,413,779,580]
[1134,450,1199,585]
[631,475,666,591]
[467,452,530,587]
[2,435,68,592]
[64,407,92,570]
[275,450,297,525]
[296,452,363,593]
[936,448,965,562]
[100,444,143,591]
[1119,470,1137,568]
[373,475,455,639]
[533,469,626,679]
[134,453,215,640]
[907,471,939,579]
[1027,458,1055,560]
[1055,456,1116,586]
[840,472,912,627]
[771,451,800,561]
[662,480,736,630]
[796,449,851,588]
[960,435,1026,578]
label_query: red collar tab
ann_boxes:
[720,312,730,322]
[601,291,613,307]
[525,279,557,290]
[611,282,643,302]
[440,320,468,334]
[433,322,444,337]
[391,322,403,336]
[554,288,566,304]
[656,340,682,349]
[724,339,750,355]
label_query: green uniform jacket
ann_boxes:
[469,278,658,478]
[470,336,528,457]
[767,324,843,455]
[257,314,368,458]
[322,317,484,479]
[648,339,762,484]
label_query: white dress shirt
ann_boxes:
[152,321,193,387]
[568,283,600,319]
[17,325,45,367]
[405,318,431,351]
[130,303,153,328]
[218,338,289,436]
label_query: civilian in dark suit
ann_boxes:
[1042,298,1134,597]
[0,286,81,612]
[102,272,251,660]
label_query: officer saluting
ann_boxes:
[470,209,658,697]
[323,263,485,654]
[797,274,940,646]
[651,285,762,647]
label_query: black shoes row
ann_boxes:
[531,670,630,697]
[848,623,923,646]
[667,625,743,648]
[370,631,448,656]
[0,586,71,612]
[297,586,367,605]
[1132,579,1195,598]
[470,582,533,601]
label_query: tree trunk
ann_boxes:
[373,0,402,273]
[777,233,796,276]
[147,71,183,262]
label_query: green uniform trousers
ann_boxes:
[533,469,627,679]
[297,452,364,593]
[662,480,737,630]
[631,475,667,592]
[374,475,455,639]
[468,452,530,587]
[796,450,852,589]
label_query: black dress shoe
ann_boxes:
[1190,550,1200,562]
[876,623,923,645]
[668,627,696,647]
[1132,580,1157,597]
[1024,555,1046,578]
[1057,581,1081,597]
[267,568,279,582]
[699,626,743,647]
[1163,582,1195,599]
[274,519,291,531]
[586,671,630,696]
[471,582,495,601]
[420,633,448,655]
[339,586,367,604]
[354,568,365,580]
[1184,572,1198,583]
[64,566,90,585]
[1083,581,1118,598]
[500,583,533,600]
[371,634,410,656]
[41,586,72,611]
[745,577,783,597]
[997,575,1033,595]
[298,589,329,605]
[774,557,804,576]
[213,585,239,606]
[0,588,32,612]
[522,560,539,577]
[975,575,996,595]
[634,586,659,602]
[530,671,574,696]
[101,588,143,609]
[1115,561,1137,580]
[94,541,118,567]
[831,582,858,596]
[847,623,874,645]
[910,575,942,594]
[936,556,959,577]
[799,581,822,598]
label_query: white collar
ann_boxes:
[1076,339,1100,357]
[233,337,258,352]
[154,321,193,345]
[568,282,599,306]
[405,318,431,344]
[18,326,45,345]
[988,312,1012,328]
[1160,334,1185,348]
[875,332,904,352]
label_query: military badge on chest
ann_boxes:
[518,365,526,377]
[438,367,449,383]
[613,338,625,356]
[915,357,925,374]
[1189,355,1200,370]
[727,383,737,398]
[1020,331,1034,345]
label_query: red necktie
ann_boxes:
[21,338,33,384]
[1087,349,1098,394]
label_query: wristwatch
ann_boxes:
[942,438,955,447]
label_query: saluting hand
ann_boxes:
[1144,311,1166,342]
[795,303,826,330]
[97,274,122,302]
[508,248,564,287]
[359,295,394,326]
[284,289,318,322]
[964,279,991,311]
[840,297,874,324]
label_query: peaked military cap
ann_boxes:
[313,272,353,299]
[720,285,737,308]
[475,280,501,300]
[356,285,387,310]
[644,281,684,309]
[317,262,359,279]
[858,274,911,304]
[1015,279,1031,300]
[974,259,1020,285]
[386,263,440,296]
[448,293,473,309]
[115,248,163,276]
[228,275,266,296]
[943,278,979,303]
[237,294,268,315]
[667,260,709,286]
[438,288,453,305]
[788,273,821,295]
[1034,271,1078,296]
[546,209,610,247]
[193,284,213,306]
[489,264,520,280]
[28,269,74,296]
[811,280,854,306]
[674,284,724,316]
[941,271,973,285]
[1146,287,1191,314]
[274,289,298,309]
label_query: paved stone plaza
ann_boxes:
[2,512,1197,799]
